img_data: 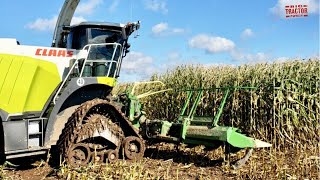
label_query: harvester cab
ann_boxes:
[51,0,139,80]
[63,22,139,76]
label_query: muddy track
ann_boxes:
[56,98,138,162]
[76,114,125,144]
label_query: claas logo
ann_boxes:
[35,48,74,57]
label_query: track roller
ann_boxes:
[122,136,145,161]
[67,143,91,168]
[106,149,119,163]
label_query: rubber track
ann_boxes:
[56,98,139,159]
[76,114,125,144]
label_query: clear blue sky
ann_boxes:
[0,0,319,82]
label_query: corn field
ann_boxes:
[2,60,319,179]
[117,59,320,149]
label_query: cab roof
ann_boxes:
[70,21,126,29]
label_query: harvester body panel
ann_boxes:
[0,41,78,119]
[0,54,61,115]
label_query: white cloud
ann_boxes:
[25,16,58,31]
[270,0,319,18]
[26,0,126,32]
[151,22,186,36]
[76,0,103,15]
[25,16,86,31]
[172,28,186,34]
[144,0,168,14]
[122,51,156,78]
[188,33,271,62]
[231,50,270,63]
[188,34,235,53]
[152,22,168,34]
[241,28,254,39]
[25,0,106,32]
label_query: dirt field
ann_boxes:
[1,143,319,180]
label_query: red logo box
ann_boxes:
[285,4,308,18]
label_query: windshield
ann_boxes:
[67,27,123,50]
[88,28,122,44]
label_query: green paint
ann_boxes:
[181,117,190,140]
[186,126,255,148]
[188,90,203,119]
[212,89,230,127]
[226,128,255,148]
[178,91,192,122]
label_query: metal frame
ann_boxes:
[127,81,172,123]
[53,42,123,104]
[178,86,257,140]
[53,58,80,104]
[79,43,123,78]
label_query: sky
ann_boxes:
[0,0,319,82]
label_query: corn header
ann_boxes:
[113,81,272,169]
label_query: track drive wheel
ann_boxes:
[67,143,91,168]
[122,136,145,161]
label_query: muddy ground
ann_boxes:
[1,143,319,180]
[2,145,228,180]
